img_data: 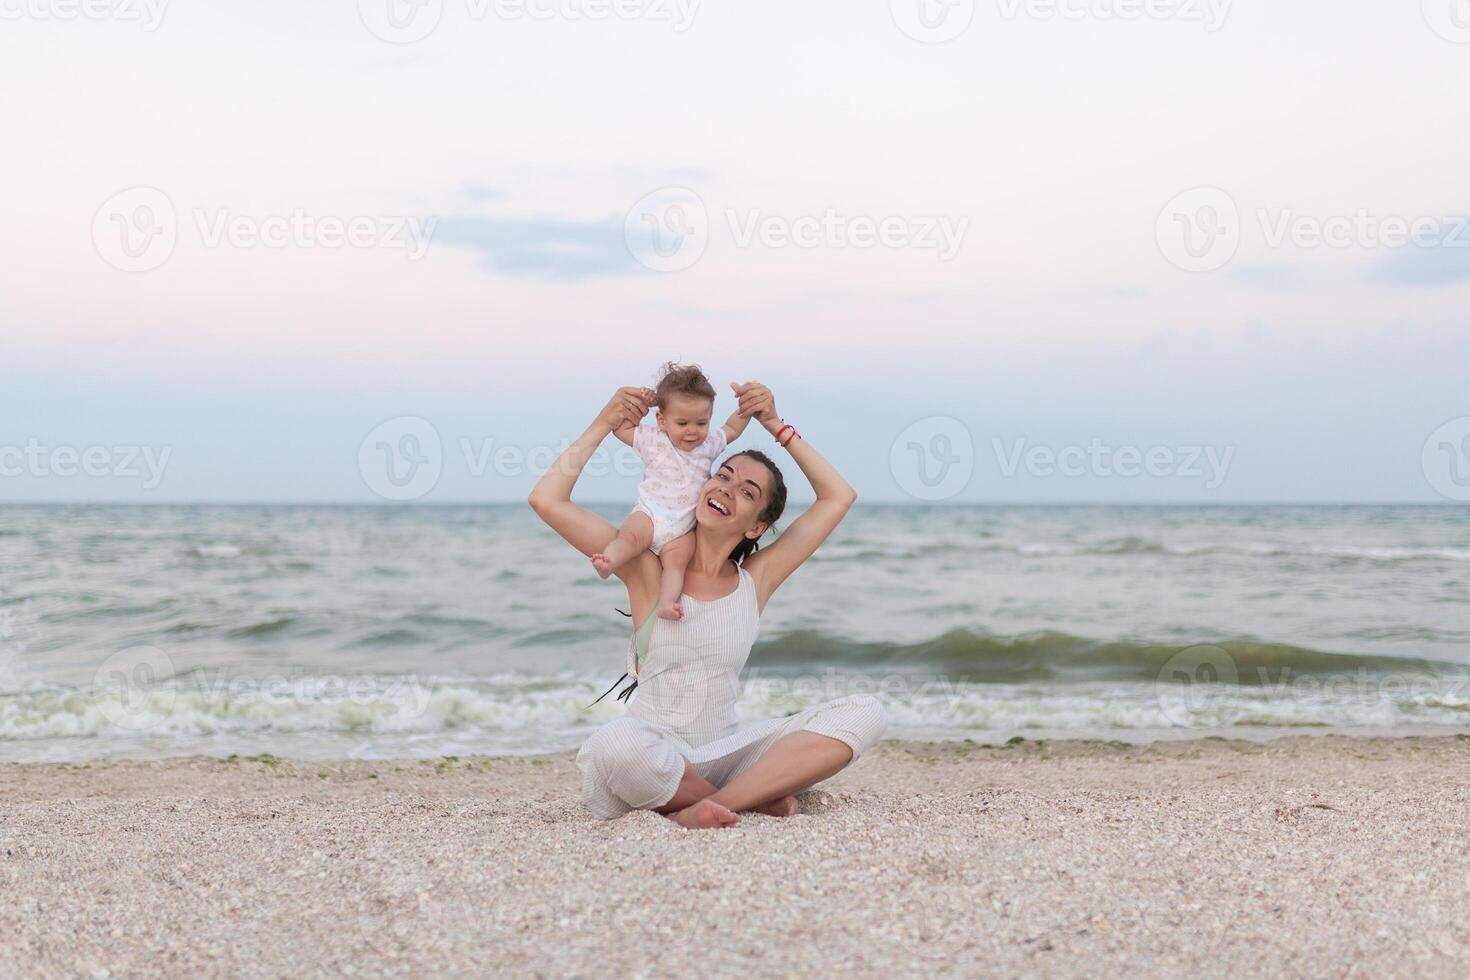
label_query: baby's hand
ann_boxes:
[730,381,777,424]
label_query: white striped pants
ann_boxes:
[576,694,888,820]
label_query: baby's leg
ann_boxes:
[591,512,654,579]
[655,531,695,621]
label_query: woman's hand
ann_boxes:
[731,381,779,428]
[599,386,656,432]
[529,385,661,601]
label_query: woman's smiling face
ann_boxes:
[696,454,774,537]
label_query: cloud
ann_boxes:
[459,182,503,203]
[1374,241,1470,287]
[435,214,639,280]
[1229,263,1302,290]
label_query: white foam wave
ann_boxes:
[188,544,244,559]
[2,673,1467,757]
[966,539,1470,562]
[0,673,625,741]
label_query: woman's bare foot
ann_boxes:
[657,600,683,621]
[667,799,738,829]
[590,554,614,579]
[752,795,799,817]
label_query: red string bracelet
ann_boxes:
[774,423,794,444]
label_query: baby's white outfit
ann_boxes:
[632,423,727,554]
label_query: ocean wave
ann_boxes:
[60,599,177,621]
[868,684,1470,732]
[819,538,1470,563]
[187,544,243,559]
[748,629,1462,684]
[398,612,505,633]
[227,617,298,639]
[346,628,427,648]
[1306,545,1470,563]
[1,671,1467,751]
[0,673,617,741]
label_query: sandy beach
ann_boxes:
[3,736,1468,978]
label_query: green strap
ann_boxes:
[632,613,656,674]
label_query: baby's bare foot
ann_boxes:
[667,799,738,830]
[590,554,614,580]
[753,795,799,817]
[657,601,683,621]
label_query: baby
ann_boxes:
[591,362,751,620]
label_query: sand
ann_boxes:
[3,736,1469,978]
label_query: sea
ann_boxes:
[1,503,1467,762]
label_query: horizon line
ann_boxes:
[0,499,1461,508]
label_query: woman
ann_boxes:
[528,381,887,829]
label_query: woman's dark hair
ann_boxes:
[654,361,717,408]
[726,449,787,566]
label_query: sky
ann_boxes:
[2,0,1468,503]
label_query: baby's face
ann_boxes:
[657,393,714,450]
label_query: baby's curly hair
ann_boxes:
[653,362,716,409]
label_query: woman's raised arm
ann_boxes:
[527,386,654,560]
[734,382,858,610]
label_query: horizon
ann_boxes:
[2,498,1465,507]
